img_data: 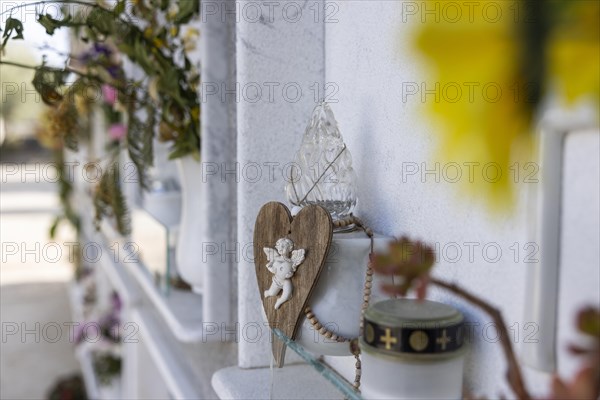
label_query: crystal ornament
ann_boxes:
[286,102,358,221]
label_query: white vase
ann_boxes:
[176,156,203,293]
[143,191,182,227]
[295,231,393,356]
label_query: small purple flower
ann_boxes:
[99,315,121,342]
[81,44,108,62]
[74,292,123,346]
[108,124,127,141]
[111,292,122,313]
[73,323,86,344]
[106,66,122,79]
[93,43,112,57]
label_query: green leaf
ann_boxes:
[49,216,61,239]
[114,0,126,15]
[128,35,158,74]
[94,162,131,236]
[32,67,68,105]
[158,66,180,96]
[3,17,24,39]
[126,103,155,190]
[168,127,200,160]
[174,0,199,24]
[86,8,116,35]
[37,13,72,35]
[167,146,190,160]
[1,17,24,50]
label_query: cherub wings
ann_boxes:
[262,247,305,273]
[290,249,305,271]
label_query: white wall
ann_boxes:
[234,1,599,397]
[323,1,598,396]
[324,2,531,395]
[556,130,600,380]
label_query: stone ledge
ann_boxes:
[212,364,343,400]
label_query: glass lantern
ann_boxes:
[285,102,358,223]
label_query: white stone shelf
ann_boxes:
[123,260,208,343]
[76,346,122,400]
[77,346,102,400]
[101,216,230,343]
[131,308,204,399]
[95,235,141,307]
[68,282,85,322]
[212,364,343,400]
[94,220,230,398]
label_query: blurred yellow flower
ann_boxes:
[167,3,180,20]
[153,38,165,49]
[413,0,599,210]
[183,28,200,53]
[548,1,600,104]
[191,107,200,123]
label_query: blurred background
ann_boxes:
[1,12,80,399]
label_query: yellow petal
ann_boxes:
[548,2,600,104]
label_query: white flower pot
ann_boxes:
[175,156,203,293]
[143,191,182,227]
[295,231,392,356]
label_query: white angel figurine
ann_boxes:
[263,238,305,310]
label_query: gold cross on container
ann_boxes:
[379,328,397,350]
[436,329,452,350]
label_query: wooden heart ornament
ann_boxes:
[253,202,333,367]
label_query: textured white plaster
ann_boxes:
[201,0,238,327]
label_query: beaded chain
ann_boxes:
[303,215,374,392]
[304,306,351,342]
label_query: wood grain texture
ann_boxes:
[253,202,333,367]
